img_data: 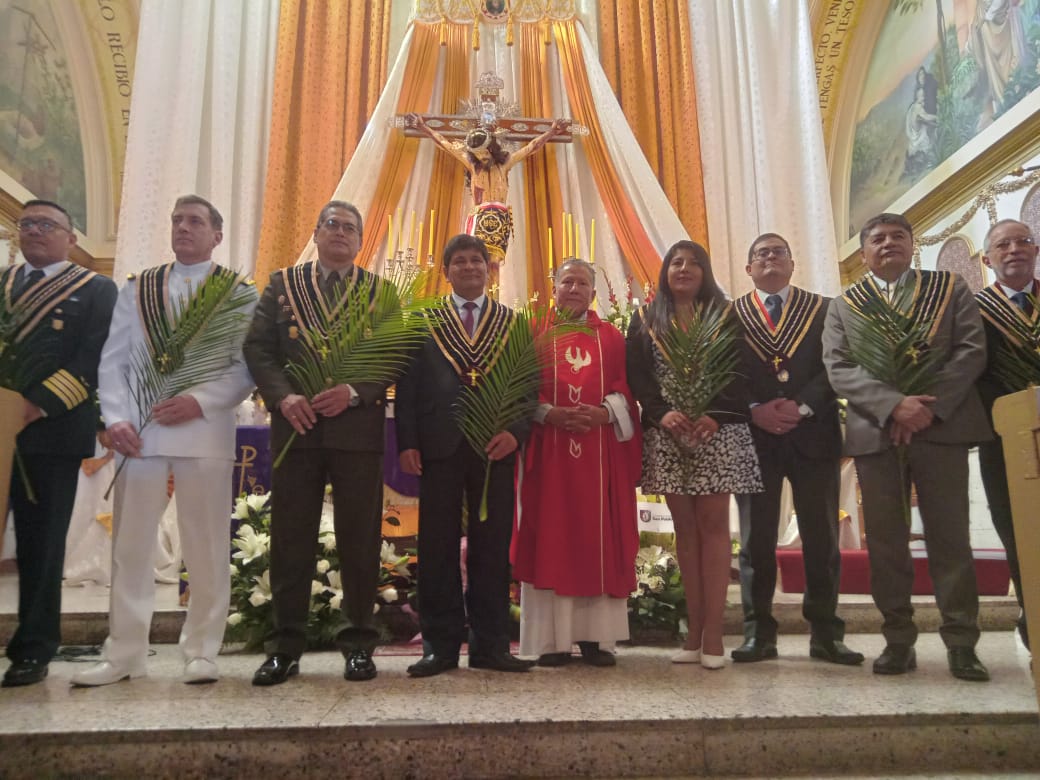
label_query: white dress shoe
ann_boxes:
[700,652,726,670]
[184,658,219,684]
[671,648,701,664]
[71,661,145,687]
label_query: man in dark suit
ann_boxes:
[732,233,863,666]
[396,234,533,677]
[974,218,1039,650]
[2,199,117,687]
[244,201,387,685]
[823,212,991,681]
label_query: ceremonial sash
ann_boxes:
[427,296,513,386]
[842,269,953,343]
[735,288,821,382]
[976,282,1040,349]
[1,263,96,344]
[280,262,363,351]
[135,262,240,359]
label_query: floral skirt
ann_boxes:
[641,422,763,496]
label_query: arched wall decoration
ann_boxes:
[936,234,983,294]
[1021,181,1040,278]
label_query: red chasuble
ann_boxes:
[511,311,642,598]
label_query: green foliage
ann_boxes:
[128,271,255,430]
[655,301,740,434]
[993,295,1040,391]
[845,291,942,396]
[0,289,57,393]
[453,306,584,519]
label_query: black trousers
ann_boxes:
[416,442,515,659]
[7,453,80,664]
[744,439,844,643]
[266,447,383,659]
[978,437,1027,644]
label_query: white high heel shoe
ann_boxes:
[671,648,701,664]
[700,652,725,670]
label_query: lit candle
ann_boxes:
[548,226,554,273]
[589,219,595,264]
[575,221,582,261]
[395,208,403,256]
[387,213,395,259]
[428,209,435,256]
[564,213,571,258]
[408,211,416,250]
[416,221,424,265]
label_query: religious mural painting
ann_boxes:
[0,0,86,228]
[849,0,1040,237]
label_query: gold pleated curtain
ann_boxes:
[597,0,708,247]
[253,0,391,287]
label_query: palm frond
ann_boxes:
[992,293,1040,393]
[283,270,438,397]
[453,307,586,519]
[129,272,256,427]
[654,301,739,421]
[0,292,57,392]
[845,293,941,396]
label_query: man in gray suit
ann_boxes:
[822,213,991,681]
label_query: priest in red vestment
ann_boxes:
[512,258,642,667]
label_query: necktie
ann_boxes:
[321,270,341,299]
[461,301,478,337]
[15,268,44,299]
[764,294,782,327]
[1011,291,1033,316]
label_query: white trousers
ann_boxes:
[104,456,233,667]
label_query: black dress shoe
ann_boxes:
[731,638,778,663]
[344,649,377,681]
[578,642,616,667]
[947,646,990,682]
[468,652,535,672]
[809,639,865,666]
[2,659,48,688]
[252,654,299,686]
[407,654,459,678]
[872,644,916,675]
[537,652,572,667]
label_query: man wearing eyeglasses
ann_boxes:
[244,201,388,686]
[731,234,863,667]
[1,200,117,687]
[975,219,1040,652]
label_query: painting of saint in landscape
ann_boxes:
[849,0,1040,237]
[0,0,86,229]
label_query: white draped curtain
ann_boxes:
[688,1,840,296]
[307,18,687,306]
[114,0,279,278]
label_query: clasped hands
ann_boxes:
[107,394,204,457]
[889,394,937,446]
[545,403,609,435]
[660,410,718,445]
[279,385,354,435]
[751,398,802,435]
[399,431,518,478]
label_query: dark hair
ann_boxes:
[747,233,791,265]
[859,213,913,247]
[316,200,363,238]
[22,199,74,231]
[441,233,490,269]
[644,240,724,334]
[173,194,223,231]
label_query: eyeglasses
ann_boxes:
[752,246,790,260]
[17,218,71,234]
[320,218,360,235]
[991,236,1037,252]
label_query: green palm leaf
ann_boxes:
[993,293,1040,393]
[274,269,438,467]
[453,306,585,520]
[655,301,740,425]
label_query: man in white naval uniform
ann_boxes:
[72,195,257,686]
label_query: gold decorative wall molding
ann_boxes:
[809,0,867,152]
